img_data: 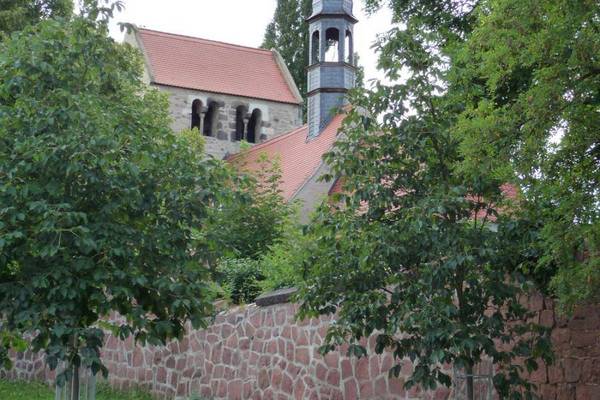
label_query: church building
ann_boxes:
[127,0,358,218]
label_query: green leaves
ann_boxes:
[0,0,72,37]
[0,16,226,379]
[297,0,558,397]
[452,0,600,311]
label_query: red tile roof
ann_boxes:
[135,28,301,105]
[230,113,346,201]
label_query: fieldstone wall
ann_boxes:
[530,297,600,400]
[3,294,600,400]
[158,85,303,159]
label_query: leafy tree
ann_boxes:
[217,258,265,305]
[262,0,312,99]
[258,214,314,292]
[0,14,228,398]
[215,214,313,304]
[298,0,555,398]
[200,152,294,266]
[0,0,72,36]
[450,0,599,312]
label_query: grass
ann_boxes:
[0,379,154,400]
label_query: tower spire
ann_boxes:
[306,0,357,139]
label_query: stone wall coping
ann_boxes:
[255,287,298,307]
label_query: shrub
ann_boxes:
[259,217,313,292]
[217,258,264,305]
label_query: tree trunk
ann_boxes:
[70,363,80,400]
[70,334,80,400]
[466,364,475,400]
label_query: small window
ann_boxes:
[325,28,340,62]
[203,101,219,137]
[247,109,262,144]
[235,105,247,141]
[191,99,203,131]
[345,30,353,64]
[311,30,320,64]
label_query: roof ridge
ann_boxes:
[137,27,273,56]
[229,124,309,161]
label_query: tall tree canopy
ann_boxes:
[0,0,72,36]
[0,12,230,390]
[262,0,312,100]
[451,0,599,311]
[363,0,598,315]
[296,0,600,397]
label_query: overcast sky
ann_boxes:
[107,0,394,87]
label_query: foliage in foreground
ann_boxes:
[216,216,312,305]
[0,0,72,37]
[364,0,598,312]
[450,0,599,312]
[0,380,153,400]
[203,150,303,305]
[0,15,229,383]
[201,153,294,268]
[298,0,565,398]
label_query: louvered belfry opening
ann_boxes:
[306,0,357,139]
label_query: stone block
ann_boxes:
[327,370,340,386]
[576,384,600,400]
[540,310,555,328]
[548,365,565,384]
[294,379,306,400]
[356,356,370,381]
[316,363,328,382]
[573,332,598,348]
[282,373,294,395]
[564,358,582,383]
[228,379,243,400]
[344,378,359,399]
[324,352,339,369]
[341,359,353,379]
[296,348,311,365]
[359,381,374,397]
[389,378,406,397]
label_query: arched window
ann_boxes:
[235,105,247,141]
[325,28,340,62]
[345,30,353,64]
[203,101,219,137]
[247,109,262,144]
[311,30,320,64]
[191,99,203,131]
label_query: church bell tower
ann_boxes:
[307,0,357,139]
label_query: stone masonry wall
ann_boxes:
[159,85,303,159]
[3,295,600,400]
